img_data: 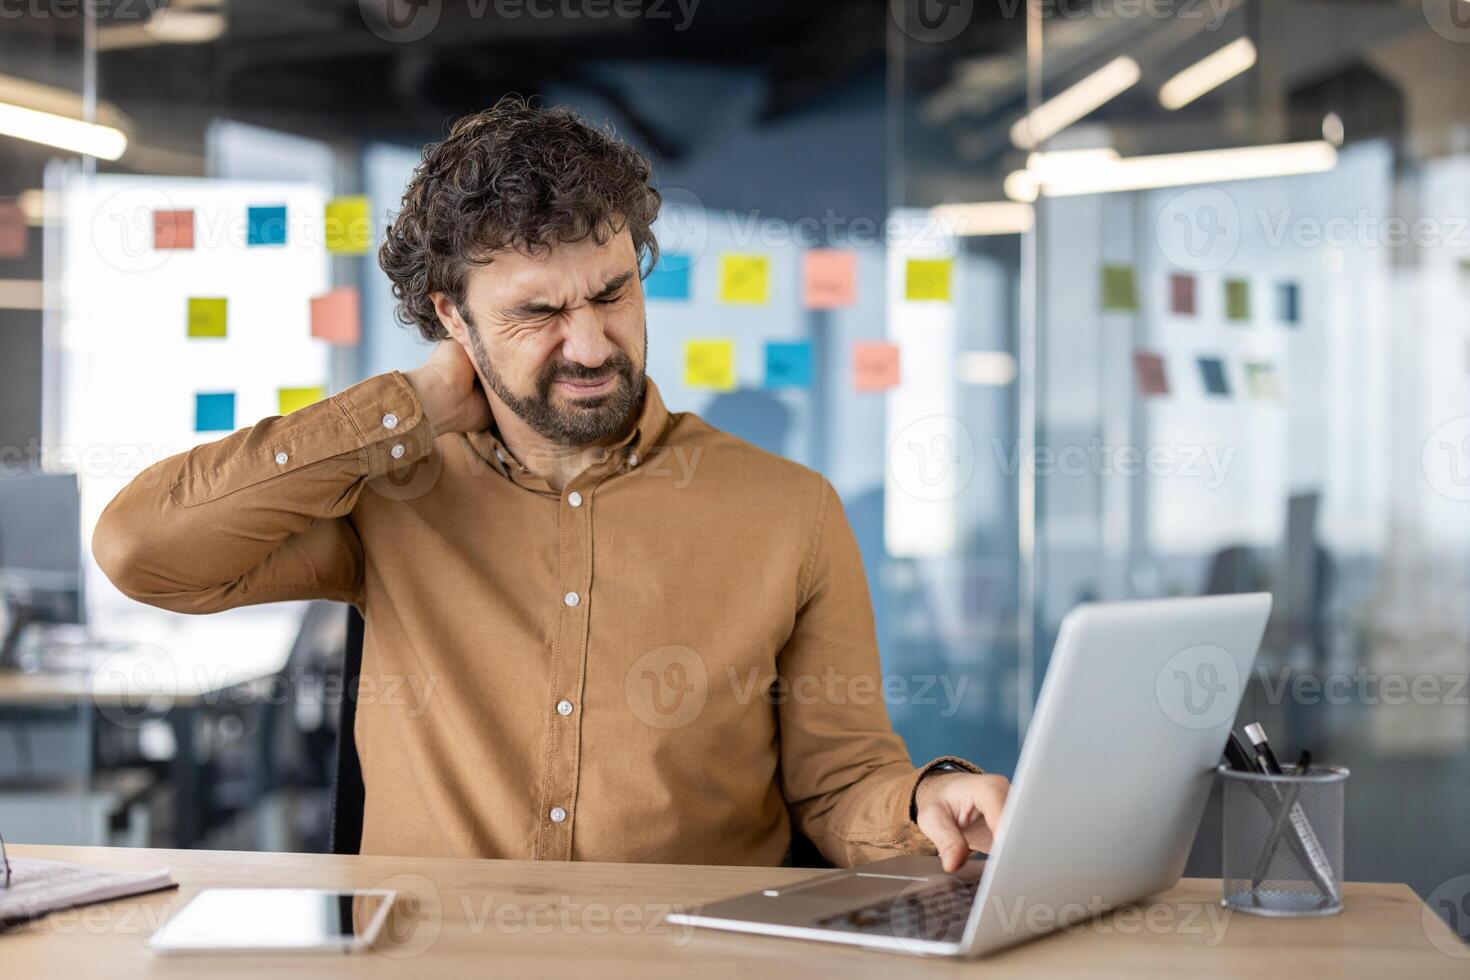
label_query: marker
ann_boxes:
[1223,731,1258,773]
[1243,722,1283,775]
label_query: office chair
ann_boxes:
[328,605,831,867]
[328,606,367,855]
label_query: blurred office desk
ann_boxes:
[0,610,303,847]
[6,845,1465,978]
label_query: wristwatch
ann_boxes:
[910,761,968,821]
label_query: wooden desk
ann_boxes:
[5,845,1465,978]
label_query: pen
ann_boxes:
[1243,723,1283,774]
[1222,731,1258,773]
[1243,723,1338,905]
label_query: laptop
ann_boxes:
[667,593,1272,958]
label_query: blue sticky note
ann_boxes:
[247,205,287,246]
[644,253,692,300]
[1197,357,1230,397]
[1276,282,1299,324]
[195,392,236,432]
[765,341,814,389]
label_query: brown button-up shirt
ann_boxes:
[94,373,974,866]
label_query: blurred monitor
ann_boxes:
[0,473,84,664]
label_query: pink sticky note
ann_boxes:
[0,202,26,259]
[310,287,361,345]
[852,341,900,392]
[803,248,857,309]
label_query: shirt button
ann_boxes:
[275,452,289,465]
[567,491,583,508]
[382,413,399,430]
[549,806,567,824]
[495,448,505,463]
[563,591,580,608]
[627,452,639,467]
[556,699,574,716]
[390,443,405,459]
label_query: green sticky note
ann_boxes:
[278,386,326,415]
[685,339,736,390]
[904,258,952,302]
[1225,278,1251,321]
[719,254,770,305]
[1100,265,1138,312]
[187,297,227,338]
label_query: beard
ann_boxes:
[465,319,647,447]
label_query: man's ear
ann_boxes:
[430,292,469,345]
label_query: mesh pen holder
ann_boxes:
[1219,764,1348,917]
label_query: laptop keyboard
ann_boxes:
[816,877,980,943]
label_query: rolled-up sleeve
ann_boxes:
[777,476,982,867]
[93,372,435,613]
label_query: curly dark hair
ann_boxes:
[379,96,662,342]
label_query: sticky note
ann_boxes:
[803,249,857,309]
[1101,265,1138,311]
[1225,278,1251,321]
[194,392,236,432]
[1133,352,1169,397]
[325,196,372,254]
[685,339,736,390]
[765,341,814,389]
[853,341,900,392]
[0,201,28,258]
[1170,273,1196,315]
[1245,361,1283,401]
[1197,357,1230,396]
[278,386,326,416]
[904,258,952,302]
[186,297,228,338]
[719,254,769,305]
[645,253,692,301]
[153,209,194,250]
[310,287,361,344]
[1276,282,1299,324]
[247,205,287,247]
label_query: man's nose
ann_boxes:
[558,308,615,369]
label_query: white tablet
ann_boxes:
[148,888,397,955]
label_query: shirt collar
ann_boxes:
[465,376,671,491]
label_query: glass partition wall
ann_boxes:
[893,0,1470,927]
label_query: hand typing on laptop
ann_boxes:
[914,770,1012,873]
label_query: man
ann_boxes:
[94,98,1007,872]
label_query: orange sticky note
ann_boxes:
[0,201,26,259]
[852,341,900,392]
[153,209,194,250]
[803,249,857,309]
[310,287,361,345]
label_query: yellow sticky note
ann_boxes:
[186,297,227,338]
[719,254,770,305]
[685,339,736,390]
[325,195,372,255]
[905,258,953,302]
[278,386,326,416]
